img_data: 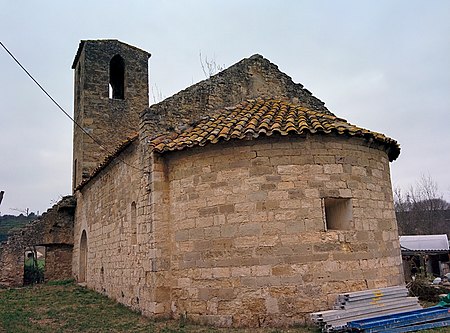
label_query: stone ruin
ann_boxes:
[0,196,75,287]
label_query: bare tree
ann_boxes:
[395,175,448,211]
[199,51,225,78]
[403,175,448,217]
[395,174,450,235]
[151,84,165,104]
[394,187,408,213]
[50,194,64,206]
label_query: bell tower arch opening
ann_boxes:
[71,40,150,191]
[109,54,125,100]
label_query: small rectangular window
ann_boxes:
[322,197,352,230]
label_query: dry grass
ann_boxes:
[0,281,317,333]
[0,281,447,333]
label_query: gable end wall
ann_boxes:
[141,55,330,142]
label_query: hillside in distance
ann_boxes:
[0,214,38,242]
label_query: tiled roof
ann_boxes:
[150,98,400,161]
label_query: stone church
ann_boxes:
[1,39,404,327]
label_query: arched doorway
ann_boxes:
[79,230,88,283]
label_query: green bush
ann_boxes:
[23,259,44,285]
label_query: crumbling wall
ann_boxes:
[141,54,330,141]
[45,244,73,282]
[0,196,75,287]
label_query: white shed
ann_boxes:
[400,234,450,279]
[400,234,449,253]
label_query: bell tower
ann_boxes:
[71,40,150,190]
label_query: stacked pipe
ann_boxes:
[347,307,450,332]
[310,286,422,332]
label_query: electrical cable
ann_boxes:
[0,41,148,175]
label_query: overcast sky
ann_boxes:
[1,1,449,215]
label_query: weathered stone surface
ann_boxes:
[69,40,403,327]
[163,135,403,326]
[72,40,150,189]
[141,54,329,144]
[72,134,403,326]
[0,196,75,287]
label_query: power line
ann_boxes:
[1,42,84,137]
[0,41,147,174]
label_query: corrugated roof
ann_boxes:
[150,98,400,161]
[400,234,449,252]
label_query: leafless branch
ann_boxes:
[199,51,225,78]
[151,84,164,104]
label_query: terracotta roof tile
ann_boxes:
[150,98,400,161]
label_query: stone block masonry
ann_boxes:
[163,134,403,327]
[71,132,403,327]
[0,196,75,287]
[72,40,150,189]
[72,140,158,313]
[69,41,403,327]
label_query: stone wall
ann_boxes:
[161,134,403,327]
[72,40,150,189]
[141,54,329,142]
[72,140,157,312]
[71,44,404,327]
[74,133,403,327]
[0,196,75,287]
[45,244,73,282]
